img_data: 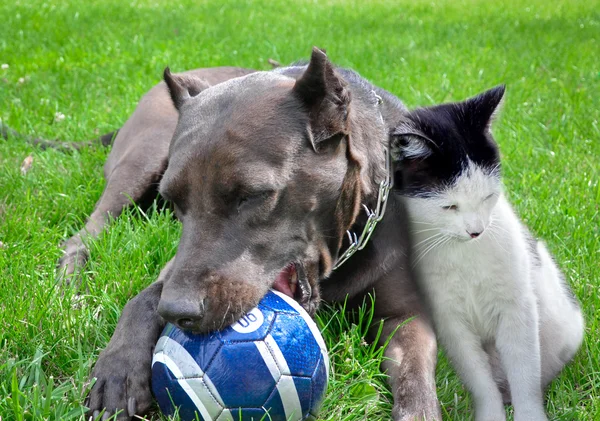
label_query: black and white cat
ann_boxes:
[391,86,584,421]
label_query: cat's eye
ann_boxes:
[484,193,495,201]
[442,205,458,211]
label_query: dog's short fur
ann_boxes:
[37,49,440,420]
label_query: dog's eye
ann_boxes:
[442,204,458,211]
[237,191,275,211]
[484,193,495,201]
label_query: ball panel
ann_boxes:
[290,376,312,420]
[271,291,330,379]
[219,305,275,343]
[187,378,226,419]
[263,334,291,376]
[269,313,321,377]
[260,291,300,315]
[151,354,214,421]
[160,324,223,373]
[253,338,282,383]
[262,386,287,421]
[273,374,303,420]
[309,354,328,416]
[153,381,205,421]
[226,408,268,421]
[153,335,238,420]
[263,375,315,421]
[151,359,179,417]
[205,341,278,408]
[202,368,229,408]
[216,409,234,421]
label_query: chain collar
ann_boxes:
[333,92,392,270]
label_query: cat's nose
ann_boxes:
[468,231,481,238]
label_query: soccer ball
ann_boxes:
[151,290,329,421]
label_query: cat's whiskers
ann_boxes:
[486,226,510,254]
[488,218,511,236]
[488,162,501,176]
[411,235,440,260]
[413,234,452,266]
[411,221,434,225]
[412,227,441,235]
[490,224,510,235]
[412,232,445,250]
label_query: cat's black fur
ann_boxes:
[391,85,505,197]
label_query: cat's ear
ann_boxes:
[391,121,435,161]
[462,85,505,132]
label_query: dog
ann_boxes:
[24,48,440,420]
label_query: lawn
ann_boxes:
[0,0,598,419]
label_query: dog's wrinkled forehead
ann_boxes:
[196,71,295,106]
[171,71,297,151]
[161,70,309,204]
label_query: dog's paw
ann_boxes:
[392,381,442,421]
[86,345,154,420]
[393,402,442,421]
[56,237,89,285]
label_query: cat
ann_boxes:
[390,86,584,421]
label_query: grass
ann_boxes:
[0,0,598,419]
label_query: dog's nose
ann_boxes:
[158,297,205,331]
[468,231,481,238]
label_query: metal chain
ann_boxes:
[333,139,393,270]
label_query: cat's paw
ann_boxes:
[514,407,548,421]
[474,406,506,421]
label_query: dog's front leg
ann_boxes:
[86,259,173,419]
[373,275,441,421]
[380,315,440,421]
[58,136,169,283]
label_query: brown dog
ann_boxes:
[43,49,440,420]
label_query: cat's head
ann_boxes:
[391,85,505,242]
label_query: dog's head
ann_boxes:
[157,48,382,332]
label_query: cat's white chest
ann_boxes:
[413,204,524,340]
[419,250,506,338]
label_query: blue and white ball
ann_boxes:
[151,290,329,421]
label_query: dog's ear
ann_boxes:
[293,47,351,152]
[163,67,211,110]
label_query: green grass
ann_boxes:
[0,0,598,419]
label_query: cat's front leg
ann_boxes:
[436,317,506,421]
[496,295,548,421]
